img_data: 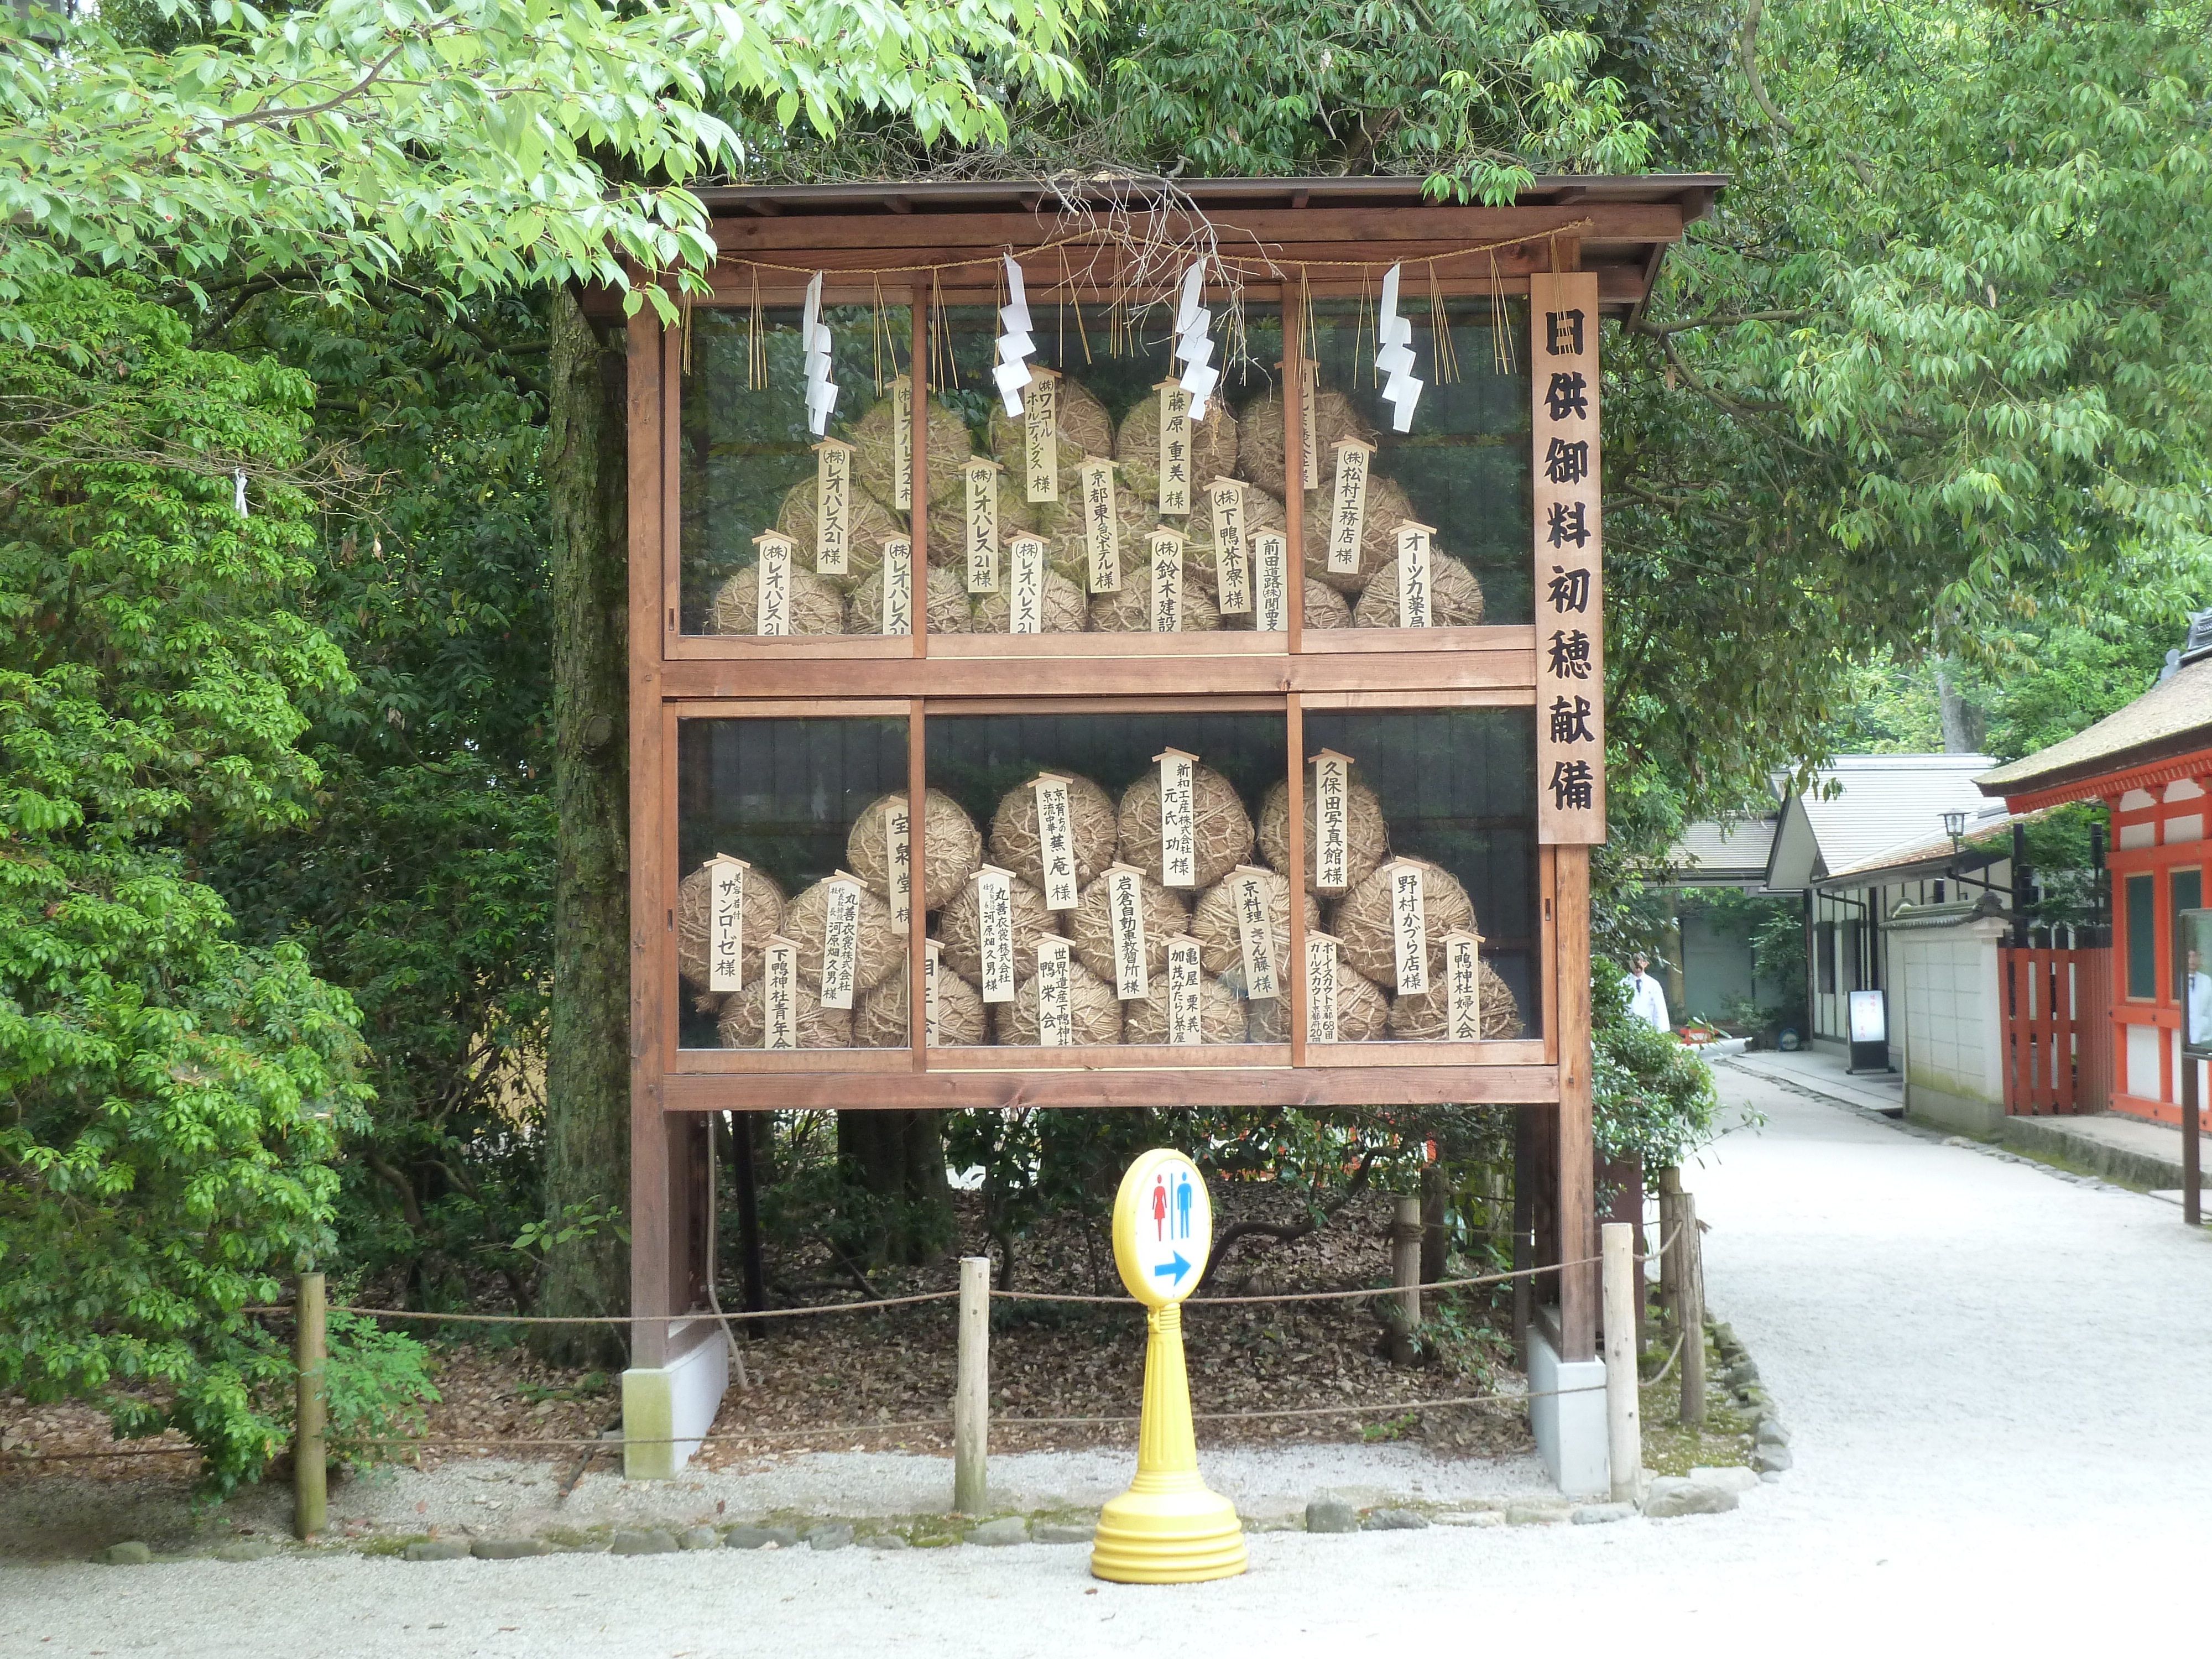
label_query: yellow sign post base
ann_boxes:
[1092,1149,1248,1584]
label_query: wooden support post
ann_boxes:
[1601,1222,1641,1504]
[1420,1164,1449,1285]
[1390,1195,1422,1365]
[1656,1166,1682,1334]
[1511,1112,1534,1370]
[953,1256,990,1514]
[1556,846,1597,1360]
[293,1272,326,1540]
[732,1113,767,1313]
[1678,1193,1706,1428]
[2185,1048,2203,1229]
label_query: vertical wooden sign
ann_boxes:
[1328,439,1374,578]
[962,457,1001,594]
[1230,865,1280,1001]
[890,374,914,510]
[883,804,912,928]
[1253,530,1289,632]
[1385,859,1429,995]
[974,865,1015,1003]
[753,531,794,636]
[1166,935,1205,1045]
[761,936,800,1049]
[1035,937,1073,1046]
[880,536,913,636]
[1207,479,1249,617]
[1031,774,1078,910]
[1532,270,1606,843]
[818,873,864,1010]
[1305,931,1341,1044]
[1079,457,1120,593]
[1445,930,1484,1040]
[923,938,943,1046]
[1155,382,1192,517]
[707,854,748,993]
[1009,535,1047,635]
[814,437,854,576]
[1154,749,1197,888]
[1310,750,1354,893]
[1395,521,1435,628]
[1104,862,1148,999]
[1024,366,1060,503]
[1149,528,1185,633]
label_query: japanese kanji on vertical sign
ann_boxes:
[1305,932,1341,1044]
[1036,937,1073,1046]
[1010,535,1047,635]
[762,936,800,1050]
[880,536,912,637]
[1105,862,1149,999]
[889,374,913,510]
[754,532,793,637]
[1165,936,1204,1044]
[707,854,748,993]
[1031,774,1078,910]
[1155,382,1192,517]
[814,437,854,577]
[883,806,911,928]
[1207,480,1249,617]
[1149,529,1185,633]
[962,457,1001,594]
[922,938,943,1046]
[818,873,863,1010]
[1230,865,1280,1001]
[1531,270,1605,844]
[1081,457,1122,593]
[1024,367,1060,503]
[1252,530,1289,632]
[974,865,1016,1003]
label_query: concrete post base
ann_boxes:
[1527,1323,1610,1499]
[621,1323,728,1481]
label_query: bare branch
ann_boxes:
[1739,0,1796,135]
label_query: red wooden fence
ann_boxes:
[2000,946,2112,1115]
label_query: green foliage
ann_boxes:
[1590,958,1720,1169]
[1,0,1089,323]
[318,1310,440,1474]
[0,274,369,1493]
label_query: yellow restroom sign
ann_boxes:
[1092,1149,1248,1584]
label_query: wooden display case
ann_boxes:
[614,176,1719,1374]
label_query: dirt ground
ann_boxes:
[1,1185,1532,1511]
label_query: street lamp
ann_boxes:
[1941,808,1967,853]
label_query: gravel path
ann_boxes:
[6,1068,2208,1656]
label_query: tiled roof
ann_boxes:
[1977,656,2212,801]
[1767,754,2002,889]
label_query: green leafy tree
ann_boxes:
[0,274,373,1490]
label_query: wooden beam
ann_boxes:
[659,1065,1562,1112]
[1554,844,1597,1361]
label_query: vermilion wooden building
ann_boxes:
[1979,622,2212,1125]
[597,175,1719,1485]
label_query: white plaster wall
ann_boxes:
[2127,1023,2163,1102]
[1893,929,2004,1108]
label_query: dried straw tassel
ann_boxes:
[748,267,767,390]
[1428,259,1463,385]
[1486,251,1515,378]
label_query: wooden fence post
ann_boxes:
[953,1256,990,1514]
[1678,1194,1706,1428]
[1390,1196,1422,1365]
[1655,1166,1681,1334]
[1601,1222,1641,1503]
[294,1272,326,1540]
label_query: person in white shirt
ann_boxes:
[1626,951,1671,1032]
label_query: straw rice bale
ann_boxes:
[970,567,1091,634]
[1221,577,1353,632]
[1301,471,1417,594]
[993,955,1124,1046]
[1387,959,1524,1041]
[1256,772,1390,893]
[1121,973,1248,1045]
[781,877,905,995]
[1246,959,1390,1043]
[846,789,983,913]
[987,375,1114,499]
[854,963,989,1047]
[716,979,852,1050]
[924,481,1043,571]
[1066,871,1192,984]
[1237,384,1376,498]
[1117,763,1254,889]
[1352,550,1486,628]
[937,873,1062,986]
[706,561,846,636]
[1087,576,1223,635]
[775,478,903,589]
[1113,395,1241,502]
[1040,482,1157,589]
[675,860,789,995]
[989,773,1119,893]
[851,561,972,636]
[1331,856,1478,989]
[1188,868,1322,978]
[848,393,974,507]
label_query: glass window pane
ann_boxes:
[926,712,1288,1047]
[1303,298,1531,627]
[679,304,915,637]
[925,302,1292,635]
[1299,709,1540,1041]
[676,717,911,1050]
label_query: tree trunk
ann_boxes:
[837,1110,953,1267]
[538,286,631,1366]
[1936,662,1985,754]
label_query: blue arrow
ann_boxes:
[1152,1251,1192,1286]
